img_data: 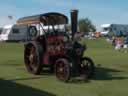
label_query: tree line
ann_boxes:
[67,18,96,34]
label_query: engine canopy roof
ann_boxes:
[17,12,68,26]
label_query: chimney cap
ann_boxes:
[70,9,79,13]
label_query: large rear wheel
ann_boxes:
[24,42,43,75]
[55,58,70,82]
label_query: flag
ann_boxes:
[8,15,13,20]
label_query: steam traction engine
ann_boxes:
[17,10,95,82]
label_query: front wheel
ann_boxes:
[55,58,70,82]
[81,57,95,79]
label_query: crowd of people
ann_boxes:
[106,36,128,53]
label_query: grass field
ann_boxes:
[0,38,128,96]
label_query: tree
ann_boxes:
[78,18,96,33]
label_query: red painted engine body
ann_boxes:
[35,33,68,65]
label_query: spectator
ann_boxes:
[112,36,116,46]
[123,36,128,53]
[115,38,123,51]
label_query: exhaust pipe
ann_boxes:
[70,9,78,40]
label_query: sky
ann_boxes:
[0,0,128,30]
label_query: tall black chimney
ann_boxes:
[70,9,78,40]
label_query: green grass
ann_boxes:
[0,38,128,96]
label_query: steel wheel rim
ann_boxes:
[56,61,68,80]
[25,45,38,71]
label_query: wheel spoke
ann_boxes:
[81,57,94,79]
[55,59,70,82]
[24,42,43,75]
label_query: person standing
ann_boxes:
[115,38,123,51]
[123,36,128,53]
